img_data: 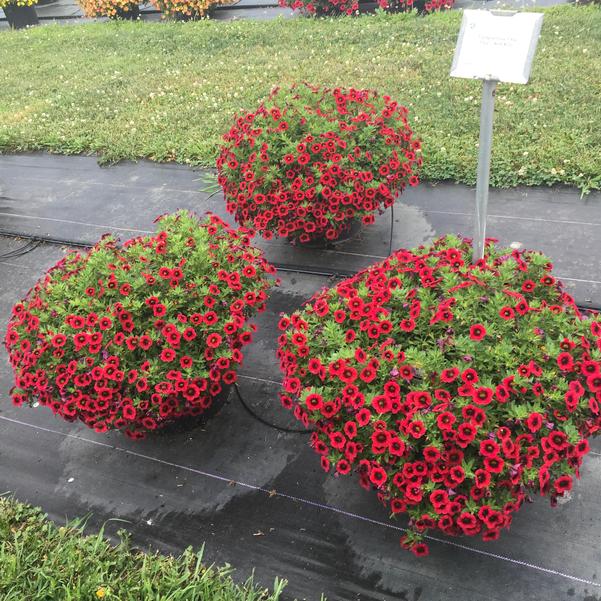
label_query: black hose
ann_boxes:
[234,382,314,434]
[0,229,358,278]
[0,240,40,260]
[1,227,600,313]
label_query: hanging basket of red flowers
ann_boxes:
[217,83,422,245]
[277,235,601,556]
[4,211,276,439]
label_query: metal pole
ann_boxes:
[473,78,498,263]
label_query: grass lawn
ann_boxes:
[0,497,286,600]
[0,5,599,191]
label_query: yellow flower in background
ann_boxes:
[0,0,38,7]
[75,0,140,18]
[96,588,107,599]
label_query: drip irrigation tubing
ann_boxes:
[0,227,358,278]
[0,239,40,260]
[0,202,393,278]
[0,224,600,313]
[234,382,314,433]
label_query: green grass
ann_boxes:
[0,5,600,191]
[0,497,287,600]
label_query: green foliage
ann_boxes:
[277,235,601,554]
[0,496,287,601]
[0,5,599,191]
[5,211,275,438]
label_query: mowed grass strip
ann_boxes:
[0,5,599,191]
[0,497,287,600]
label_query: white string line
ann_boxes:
[329,249,388,260]
[0,260,34,269]
[0,413,598,588]
[0,212,155,236]
[421,209,601,228]
[238,374,282,387]
[0,172,202,195]
[557,276,601,285]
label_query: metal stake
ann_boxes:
[473,78,498,263]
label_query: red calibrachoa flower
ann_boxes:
[277,234,601,555]
[5,211,276,439]
[217,83,421,244]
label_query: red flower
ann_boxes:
[407,420,426,439]
[484,456,505,474]
[553,475,572,494]
[207,333,223,348]
[461,369,479,384]
[499,306,515,320]
[557,352,574,371]
[369,465,388,487]
[440,368,459,383]
[436,412,455,430]
[475,469,491,488]
[160,348,176,362]
[400,319,416,332]
[305,393,323,411]
[525,412,543,433]
[469,324,487,341]
[411,543,429,557]
[472,387,493,406]
[51,334,67,348]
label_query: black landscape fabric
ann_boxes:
[1,154,600,600]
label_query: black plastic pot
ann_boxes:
[3,3,39,29]
[386,0,427,13]
[172,9,202,20]
[112,3,140,19]
[153,383,232,436]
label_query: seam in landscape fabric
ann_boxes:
[0,414,599,588]
[421,209,601,228]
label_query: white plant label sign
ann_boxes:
[451,10,544,84]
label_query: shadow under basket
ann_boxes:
[153,384,232,436]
